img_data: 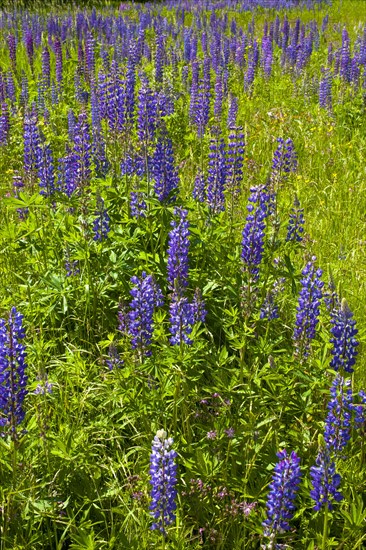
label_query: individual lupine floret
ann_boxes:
[128,272,164,357]
[329,298,358,373]
[93,196,110,241]
[167,208,190,293]
[286,196,305,243]
[262,449,301,539]
[149,430,177,533]
[293,258,323,359]
[324,375,353,455]
[310,447,343,511]
[0,307,28,437]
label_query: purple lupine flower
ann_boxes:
[353,390,366,427]
[194,79,210,138]
[241,184,270,282]
[137,75,158,144]
[286,196,305,243]
[25,29,34,72]
[193,171,206,203]
[271,137,297,187]
[225,128,245,201]
[310,447,343,511]
[125,42,137,125]
[106,63,125,133]
[260,291,279,321]
[42,47,51,91]
[0,307,28,437]
[169,291,195,346]
[319,67,332,110]
[6,72,16,104]
[54,38,63,87]
[191,288,207,323]
[324,375,353,455]
[38,144,55,196]
[167,208,190,293]
[7,34,17,71]
[155,33,165,83]
[293,258,323,359]
[227,94,238,129]
[207,133,226,214]
[130,191,147,218]
[151,133,179,203]
[189,61,199,126]
[106,344,123,370]
[93,197,110,241]
[262,450,301,538]
[149,430,177,533]
[329,298,358,373]
[340,28,351,83]
[0,103,9,145]
[73,112,92,189]
[128,272,163,357]
[213,73,223,120]
[262,35,273,78]
[85,32,95,81]
[24,110,42,185]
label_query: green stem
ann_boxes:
[322,503,329,550]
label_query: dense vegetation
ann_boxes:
[0,0,366,548]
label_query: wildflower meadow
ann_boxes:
[1,0,366,547]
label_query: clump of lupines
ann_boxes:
[262,450,301,541]
[329,298,358,373]
[310,447,343,511]
[0,307,27,437]
[93,196,110,241]
[286,196,305,243]
[293,257,323,359]
[149,430,177,534]
[128,272,163,358]
[324,375,353,455]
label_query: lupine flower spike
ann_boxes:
[0,307,28,438]
[263,449,301,546]
[149,429,177,534]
